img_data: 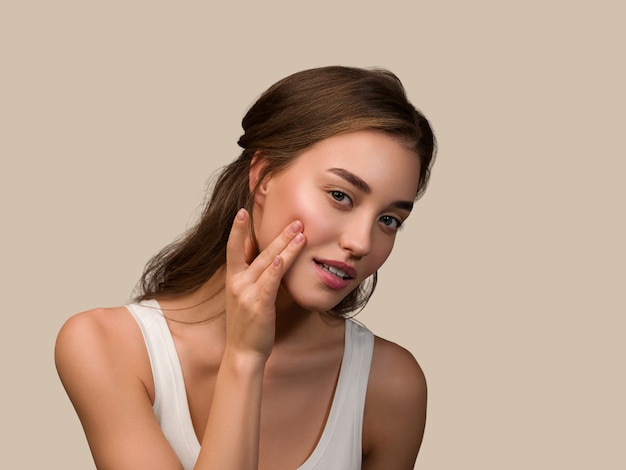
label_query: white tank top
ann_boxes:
[126,300,374,470]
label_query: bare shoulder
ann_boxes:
[56,307,120,368]
[55,307,180,468]
[56,306,141,342]
[362,335,427,469]
[369,335,426,395]
[56,306,134,345]
[55,305,156,407]
[55,306,148,382]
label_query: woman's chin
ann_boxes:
[276,284,346,316]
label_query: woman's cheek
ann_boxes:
[294,194,336,242]
[296,202,319,225]
[254,185,320,250]
[368,236,396,273]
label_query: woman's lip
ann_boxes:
[313,261,352,290]
[313,258,357,279]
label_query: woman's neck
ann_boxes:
[155,264,343,347]
[156,265,228,324]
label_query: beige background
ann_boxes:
[2,1,624,468]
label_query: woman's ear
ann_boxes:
[249,151,270,204]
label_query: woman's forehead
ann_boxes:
[287,130,421,198]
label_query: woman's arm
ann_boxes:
[362,337,428,470]
[55,308,185,470]
[196,209,305,468]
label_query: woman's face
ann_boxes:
[251,130,421,313]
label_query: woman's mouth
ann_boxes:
[314,261,352,279]
[313,259,357,290]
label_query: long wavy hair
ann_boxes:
[135,66,436,317]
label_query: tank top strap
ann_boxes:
[126,300,201,470]
[298,318,374,469]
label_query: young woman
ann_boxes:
[55,66,436,469]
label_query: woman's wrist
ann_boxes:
[220,347,268,377]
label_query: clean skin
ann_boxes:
[250,129,421,315]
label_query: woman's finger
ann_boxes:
[226,208,250,275]
[243,229,257,265]
[245,220,303,280]
[255,232,306,303]
[257,254,286,306]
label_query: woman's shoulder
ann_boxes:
[55,306,141,358]
[55,307,183,467]
[369,335,427,395]
[57,305,131,330]
[55,305,152,399]
[362,335,427,466]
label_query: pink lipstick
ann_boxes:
[313,259,357,290]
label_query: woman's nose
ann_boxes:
[339,219,372,258]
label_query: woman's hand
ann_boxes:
[224,208,305,362]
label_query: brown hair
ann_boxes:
[135,66,436,316]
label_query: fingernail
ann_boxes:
[236,208,246,221]
[289,220,302,233]
[292,233,304,245]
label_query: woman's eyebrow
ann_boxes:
[327,168,371,193]
[393,200,414,211]
[326,167,414,211]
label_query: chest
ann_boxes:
[178,341,345,469]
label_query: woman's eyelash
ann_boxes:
[330,190,351,204]
[379,215,404,230]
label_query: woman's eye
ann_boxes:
[330,190,351,205]
[379,215,403,230]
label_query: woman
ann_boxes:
[55,66,436,469]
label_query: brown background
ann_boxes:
[2,1,624,468]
